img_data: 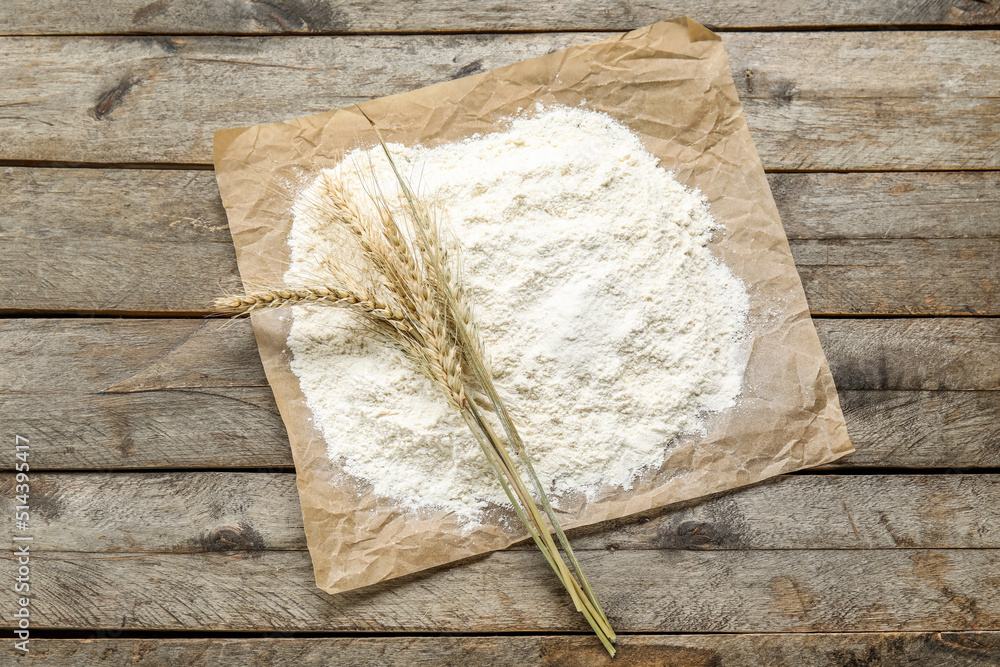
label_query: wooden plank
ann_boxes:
[2,548,999,632]
[0,32,997,168]
[0,167,240,316]
[819,319,1000,391]
[770,172,1000,240]
[0,389,289,469]
[0,166,236,315]
[9,318,995,394]
[3,0,999,35]
[2,473,997,553]
[838,390,1000,469]
[6,633,1000,666]
[0,389,287,470]
[0,319,267,394]
[2,388,996,470]
[3,389,998,470]
[5,236,995,316]
[2,318,998,470]
[791,238,1000,315]
[3,168,999,316]
[0,33,592,164]
[8,168,997,246]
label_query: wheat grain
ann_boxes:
[214,286,409,329]
[361,117,616,655]
[214,123,615,656]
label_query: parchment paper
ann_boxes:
[213,17,853,595]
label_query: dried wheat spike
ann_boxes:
[214,286,410,330]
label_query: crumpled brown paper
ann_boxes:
[213,17,853,595]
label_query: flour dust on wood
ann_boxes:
[285,106,750,524]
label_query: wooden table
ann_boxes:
[2,3,999,664]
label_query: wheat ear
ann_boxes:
[214,120,615,656]
[361,112,616,656]
[214,286,409,328]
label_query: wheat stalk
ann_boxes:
[215,117,616,656]
[361,119,614,645]
[215,286,404,320]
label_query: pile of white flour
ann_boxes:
[285,106,750,523]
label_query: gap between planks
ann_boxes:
[2,0,998,35]
[3,160,1000,174]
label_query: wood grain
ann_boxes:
[2,548,999,632]
[5,236,995,315]
[771,172,1000,240]
[0,319,267,394]
[0,167,240,316]
[4,168,998,315]
[0,389,288,470]
[0,32,997,168]
[0,318,275,469]
[3,389,998,471]
[5,633,1000,666]
[1,472,997,553]
[0,0,996,652]
[3,0,999,35]
[839,390,1000,468]
[791,238,999,315]
[0,317,986,393]
[9,168,996,244]
[819,319,1000,391]
[2,318,998,470]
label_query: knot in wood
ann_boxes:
[205,526,254,552]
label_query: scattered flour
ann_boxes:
[285,106,750,524]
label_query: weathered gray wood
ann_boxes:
[0,168,226,244]
[4,389,998,470]
[1,548,999,632]
[0,319,267,394]
[3,168,998,316]
[0,33,592,164]
[1,472,997,553]
[6,633,1000,666]
[2,318,998,470]
[0,389,291,470]
[8,168,996,246]
[0,389,994,471]
[770,172,1000,240]
[4,0,999,35]
[0,167,239,316]
[838,390,1000,468]
[0,32,997,168]
[819,319,1000,391]
[0,389,288,469]
[5,235,995,315]
[791,238,1000,315]
[10,317,994,394]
